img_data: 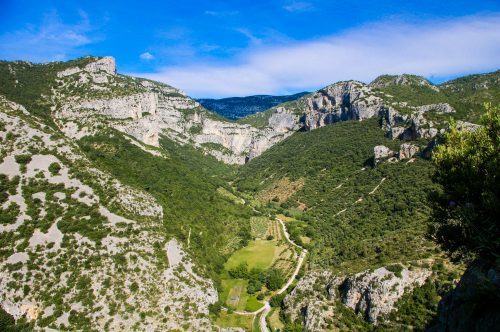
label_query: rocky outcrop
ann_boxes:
[340,266,431,323]
[300,81,386,130]
[398,143,419,160]
[282,271,340,331]
[53,59,296,164]
[374,145,393,162]
[431,260,500,332]
[282,265,432,330]
[57,56,116,78]
[51,57,467,165]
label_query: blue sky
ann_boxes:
[1,1,500,97]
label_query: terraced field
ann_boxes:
[265,219,282,240]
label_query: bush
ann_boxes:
[48,162,61,175]
[266,268,285,291]
[386,264,404,278]
[228,262,249,279]
[269,293,286,307]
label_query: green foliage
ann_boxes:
[48,162,61,175]
[0,307,33,331]
[386,264,404,278]
[429,106,500,261]
[269,293,286,307]
[14,154,31,172]
[208,301,222,316]
[237,108,274,128]
[78,129,253,281]
[228,262,249,279]
[266,268,285,291]
[238,119,437,271]
[0,174,19,204]
[284,322,304,332]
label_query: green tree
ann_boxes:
[228,262,249,279]
[429,105,499,261]
[266,268,285,291]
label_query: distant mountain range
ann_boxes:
[197,92,309,120]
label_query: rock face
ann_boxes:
[340,266,431,323]
[398,143,419,160]
[53,57,296,164]
[300,81,385,130]
[282,265,432,331]
[374,145,393,162]
[50,57,463,165]
[282,271,340,331]
[431,260,500,332]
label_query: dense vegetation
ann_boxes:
[0,57,96,126]
[78,129,254,284]
[429,106,499,262]
[372,71,499,123]
[237,118,438,272]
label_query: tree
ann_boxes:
[266,268,285,291]
[228,262,249,279]
[429,105,499,262]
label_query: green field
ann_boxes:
[224,240,280,270]
[215,311,254,331]
[222,279,249,310]
[245,296,264,312]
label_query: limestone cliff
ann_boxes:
[283,264,431,331]
[51,57,296,164]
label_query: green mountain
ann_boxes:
[0,56,497,331]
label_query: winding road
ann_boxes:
[232,218,308,331]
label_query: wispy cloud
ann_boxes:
[132,14,500,98]
[140,52,154,60]
[235,28,262,45]
[0,10,101,62]
[283,1,314,12]
[204,10,239,17]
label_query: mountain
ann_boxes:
[0,56,498,331]
[197,92,309,120]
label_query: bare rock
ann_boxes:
[398,143,419,160]
[374,145,393,163]
[340,266,431,323]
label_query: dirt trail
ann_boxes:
[231,218,308,332]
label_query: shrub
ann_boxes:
[48,162,62,175]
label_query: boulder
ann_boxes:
[374,145,393,162]
[398,143,419,160]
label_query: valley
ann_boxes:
[0,56,498,331]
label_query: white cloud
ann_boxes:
[140,52,154,60]
[0,10,100,63]
[283,2,314,12]
[131,14,500,98]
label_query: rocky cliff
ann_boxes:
[42,56,463,165]
[282,264,431,331]
[49,57,301,164]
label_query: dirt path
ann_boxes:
[230,218,307,332]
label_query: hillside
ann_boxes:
[0,56,498,331]
[197,92,308,120]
